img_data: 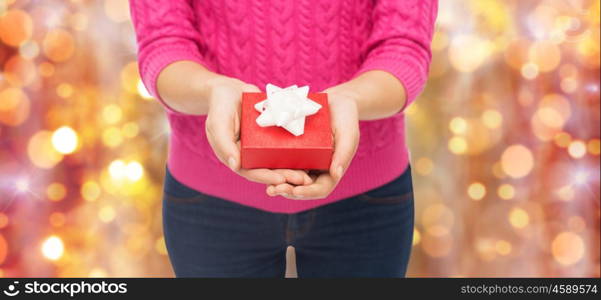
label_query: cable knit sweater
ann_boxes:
[130,0,437,213]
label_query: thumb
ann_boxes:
[242,83,261,93]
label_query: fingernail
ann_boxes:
[228,157,237,170]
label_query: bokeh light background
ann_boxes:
[0,0,599,277]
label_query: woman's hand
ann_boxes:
[205,77,312,186]
[266,89,360,199]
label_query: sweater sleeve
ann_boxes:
[129,0,212,114]
[353,0,437,113]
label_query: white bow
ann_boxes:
[254,84,322,136]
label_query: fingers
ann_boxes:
[266,169,312,198]
[266,183,295,197]
[205,79,262,176]
[290,173,337,200]
[265,169,313,198]
[273,169,312,185]
[238,169,286,185]
[206,114,240,170]
[237,168,310,187]
[330,128,358,181]
[238,167,312,186]
[330,119,359,182]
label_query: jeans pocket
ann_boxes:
[357,165,414,205]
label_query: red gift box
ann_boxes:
[240,92,333,170]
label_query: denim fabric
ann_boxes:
[162,166,414,278]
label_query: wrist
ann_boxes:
[192,72,224,100]
[204,76,249,115]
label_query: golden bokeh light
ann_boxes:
[52,126,79,154]
[492,161,506,179]
[449,117,467,134]
[28,131,64,169]
[449,35,492,72]
[509,208,530,229]
[551,232,585,266]
[535,107,564,129]
[475,238,497,262]
[553,132,572,148]
[19,41,39,59]
[449,117,501,156]
[497,184,515,200]
[46,183,67,201]
[520,62,539,79]
[538,94,571,130]
[98,205,116,223]
[481,109,503,129]
[504,38,530,69]
[89,268,108,278]
[137,79,153,100]
[528,40,561,72]
[3,55,37,86]
[122,122,139,138]
[495,240,512,256]
[102,126,124,148]
[108,159,127,180]
[41,235,64,261]
[0,9,33,47]
[121,62,140,93]
[412,229,421,246]
[568,140,586,159]
[467,182,486,200]
[102,104,123,124]
[415,157,434,175]
[38,62,55,77]
[56,83,74,98]
[421,203,454,237]
[560,77,578,94]
[0,87,30,126]
[501,145,534,178]
[576,28,600,67]
[587,139,600,155]
[556,185,575,201]
[431,31,448,52]
[125,161,144,181]
[448,136,467,154]
[81,180,101,202]
[422,233,453,258]
[155,236,168,255]
[43,29,75,62]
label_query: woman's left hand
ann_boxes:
[266,88,360,200]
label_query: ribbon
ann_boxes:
[254,83,322,136]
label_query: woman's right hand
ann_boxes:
[205,76,312,186]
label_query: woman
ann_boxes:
[130,0,437,277]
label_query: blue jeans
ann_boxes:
[162,165,415,278]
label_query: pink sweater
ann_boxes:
[130,0,437,213]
